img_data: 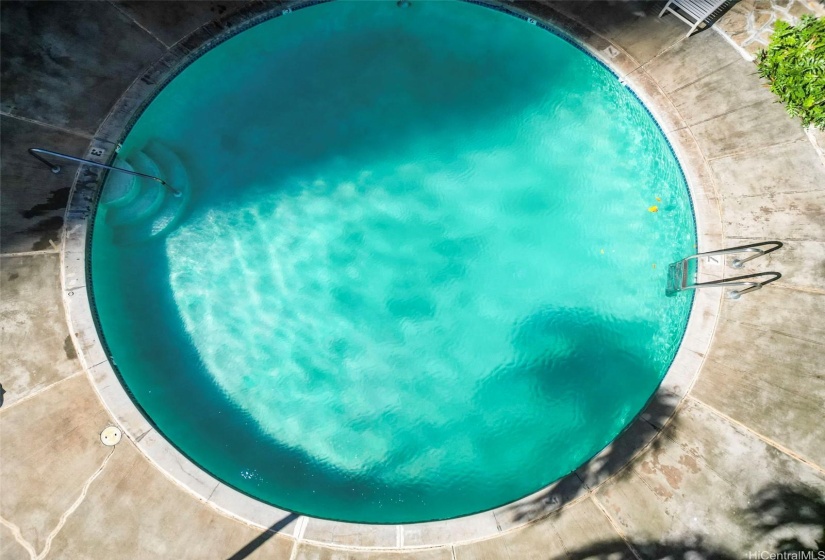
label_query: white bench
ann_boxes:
[659,0,729,36]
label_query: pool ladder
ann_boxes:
[666,241,783,299]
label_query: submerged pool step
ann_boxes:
[99,160,139,207]
[106,143,191,245]
[106,151,167,227]
[144,145,190,234]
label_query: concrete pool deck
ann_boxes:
[1,1,824,558]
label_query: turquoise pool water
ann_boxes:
[91,0,695,523]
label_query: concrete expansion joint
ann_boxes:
[619,64,644,82]
[0,111,94,140]
[617,60,643,82]
[704,135,806,162]
[664,59,738,96]
[772,282,825,295]
[0,250,60,258]
[685,97,770,129]
[0,371,84,416]
[686,394,825,476]
[729,235,818,242]
[648,36,689,64]
[673,123,725,203]
[106,0,171,49]
[723,316,823,345]
[288,516,309,560]
[590,494,643,560]
[639,37,688,75]
[724,187,824,199]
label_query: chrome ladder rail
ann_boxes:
[28,148,182,197]
[667,241,783,299]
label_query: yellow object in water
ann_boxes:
[656,196,662,202]
[648,205,659,213]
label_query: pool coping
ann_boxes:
[60,0,724,550]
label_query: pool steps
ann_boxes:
[105,152,166,226]
[98,161,139,207]
[99,143,190,245]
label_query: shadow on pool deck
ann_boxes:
[499,389,681,526]
[530,0,738,38]
[552,482,825,559]
[225,512,300,560]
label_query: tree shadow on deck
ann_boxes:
[498,389,684,526]
[748,484,825,553]
[554,482,825,559]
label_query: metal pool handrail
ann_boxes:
[667,241,784,299]
[27,148,182,197]
[680,240,784,269]
[676,270,782,299]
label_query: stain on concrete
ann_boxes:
[679,453,701,474]
[638,448,686,497]
[63,335,77,360]
[648,477,675,500]
[21,187,71,219]
[7,272,20,281]
[0,115,88,253]
[661,464,685,491]
[0,2,166,133]
[23,215,63,250]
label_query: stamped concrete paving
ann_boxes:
[1,1,824,558]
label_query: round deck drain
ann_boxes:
[100,426,122,446]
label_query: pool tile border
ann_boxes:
[61,0,723,548]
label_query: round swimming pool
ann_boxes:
[90,0,695,523]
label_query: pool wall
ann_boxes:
[61,0,721,546]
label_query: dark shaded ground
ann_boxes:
[555,482,825,559]
[225,512,300,560]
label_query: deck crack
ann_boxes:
[37,447,116,559]
[0,515,38,560]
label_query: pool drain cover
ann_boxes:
[100,426,122,446]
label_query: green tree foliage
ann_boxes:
[757,16,825,129]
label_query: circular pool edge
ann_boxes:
[61,0,723,547]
